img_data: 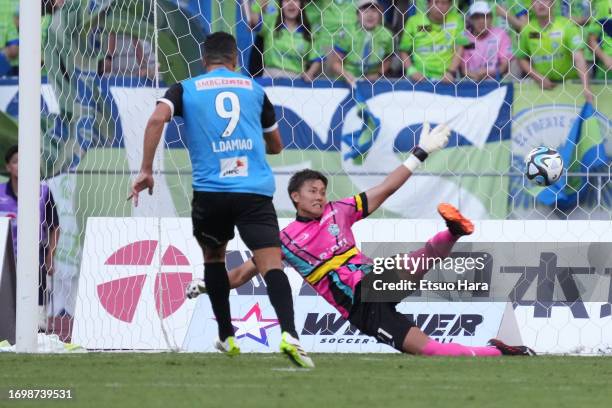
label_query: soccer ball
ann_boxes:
[185,279,206,299]
[524,146,564,186]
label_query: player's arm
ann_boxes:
[141,104,171,172]
[573,49,594,104]
[365,123,451,213]
[495,5,527,32]
[590,33,612,70]
[45,191,60,276]
[262,93,283,154]
[329,49,356,87]
[130,83,182,206]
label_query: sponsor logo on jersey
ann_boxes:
[529,31,541,39]
[195,77,253,91]
[327,223,340,237]
[220,156,249,178]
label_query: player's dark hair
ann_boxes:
[203,32,237,66]
[4,144,17,163]
[274,0,312,43]
[287,169,328,208]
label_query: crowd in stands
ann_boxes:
[0,0,156,80]
[246,0,610,101]
[0,0,609,98]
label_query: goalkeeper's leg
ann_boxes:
[349,295,534,357]
[394,203,474,284]
[403,327,535,356]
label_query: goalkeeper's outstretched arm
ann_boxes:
[365,123,450,214]
[227,259,259,289]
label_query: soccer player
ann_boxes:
[130,32,314,367]
[188,123,535,357]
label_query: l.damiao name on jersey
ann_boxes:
[212,138,254,153]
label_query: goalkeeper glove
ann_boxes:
[403,122,451,172]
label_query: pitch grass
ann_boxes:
[1,354,611,408]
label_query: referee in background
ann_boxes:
[130,32,313,368]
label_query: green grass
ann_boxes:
[0,354,610,408]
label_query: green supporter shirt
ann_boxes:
[591,0,611,19]
[587,17,611,78]
[305,0,358,50]
[516,16,584,80]
[258,13,323,74]
[399,12,468,79]
[0,0,18,67]
[334,24,393,77]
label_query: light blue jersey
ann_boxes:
[159,67,278,196]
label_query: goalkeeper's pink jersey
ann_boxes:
[280,193,371,318]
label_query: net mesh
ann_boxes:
[1,0,610,353]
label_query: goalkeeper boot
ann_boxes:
[186,278,207,299]
[279,332,315,368]
[215,336,240,357]
[437,203,474,236]
[487,339,536,356]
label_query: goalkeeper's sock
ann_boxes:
[264,269,299,338]
[421,339,502,357]
[204,262,234,341]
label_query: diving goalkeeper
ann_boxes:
[188,123,535,356]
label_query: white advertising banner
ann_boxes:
[74,217,612,354]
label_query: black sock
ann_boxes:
[264,269,298,338]
[204,262,234,341]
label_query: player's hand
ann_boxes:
[418,122,451,154]
[441,71,455,83]
[540,77,556,90]
[583,88,594,105]
[410,71,426,83]
[129,171,154,207]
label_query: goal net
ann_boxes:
[1,0,610,354]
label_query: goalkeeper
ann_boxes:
[188,123,535,357]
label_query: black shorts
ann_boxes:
[191,191,280,250]
[348,282,416,352]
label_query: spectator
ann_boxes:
[0,146,60,331]
[0,0,18,76]
[251,0,323,80]
[462,1,513,81]
[399,0,468,82]
[516,0,593,103]
[587,2,611,80]
[329,0,394,85]
[101,33,157,79]
[305,0,359,62]
[493,1,528,32]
